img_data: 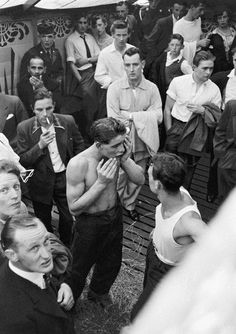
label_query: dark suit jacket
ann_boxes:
[17,74,63,117]
[0,93,28,151]
[145,15,173,65]
[20,43,63,83]
[17,113,85,204]
[214,100,236,169]
[0,262,75,334]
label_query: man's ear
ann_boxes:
[141,60,146,70]
[95,141,101,148]
[4,248,18,263]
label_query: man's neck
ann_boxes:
[129,76,142,89]
[184,11,195,22]
[114,42,126,53]
[98,31,107,40]
[160,190,183,212]
[192,72,205,85]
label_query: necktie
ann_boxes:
[43,273,51,289]
[80,35,91,58]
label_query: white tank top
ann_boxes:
[152,187,201,266]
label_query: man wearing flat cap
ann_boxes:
[20,22,64,91]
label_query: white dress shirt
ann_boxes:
[225,69,236,105]
[65,31,100,71]
[41,125,65,173]
[9,261,45,289]
[167,74,222,122]
[94,42,134,89]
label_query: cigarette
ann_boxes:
[46,117,50,125]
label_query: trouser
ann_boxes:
[68,201,123,300]
[118,157,148,211]
[165,118,200,190]
[131,241,173,321]
[218,167,236,203]
[79,67,99,143]
[32,171,73,247]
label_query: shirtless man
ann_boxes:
[131,152,206,320]
[65,117,145,306]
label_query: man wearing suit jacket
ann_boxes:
[17,88,85,246]
[145,1,186,79]
[0,93,28,151]
[0,215,75,334]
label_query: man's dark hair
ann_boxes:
[27,55,45,67]
[93,15,108,26]
[116,1,129,9]
[193,50,215,67]
[123,47,144,60]
[32,88,53,108]
[152,153,186,193]
[110,20,130,34]
[90,117,126,144]
[169,33,184,45]
[186,0,204,8]
[1,215,40,251]
[0,160,20,180]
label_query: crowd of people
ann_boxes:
[1,0,236,332]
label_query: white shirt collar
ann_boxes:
[166,51,182,64]
[172,14,177,25]
[9,261,45,289]
[228,69,236,78]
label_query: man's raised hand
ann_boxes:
[97,158,118,184]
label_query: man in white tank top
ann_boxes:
[131,152,206,320]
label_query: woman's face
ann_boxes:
[217,11,229,29]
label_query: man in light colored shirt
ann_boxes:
[65,14,100,144]
[224,48,236,105]
[145,1,186,79]
[173,1,210,64]
[0,215,75,333]
[17,88,85,247]
[164,50,222,188]
[95,20,134,90]
[115,1,140,47]
[107,47,162,220]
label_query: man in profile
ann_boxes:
[0,215,75,334]
[65,117,145,307]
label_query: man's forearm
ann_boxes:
[121,158,145,185]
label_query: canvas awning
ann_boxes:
[0,0,119,10]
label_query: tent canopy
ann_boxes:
[0,0,119,10]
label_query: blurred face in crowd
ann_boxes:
[148,0,160,10]
[112,27,129,50]
[28,58,45,79]
[232,52,236,71]
[33,97,55,127]
[0,172,21,221]
[124,53,144,83]
[193,60,214,83]
[116,3,128,19]
[169,38,183,58]
[217,11,229,29]
[40,33,55,49]
[76,16,88,34]
[8,222,53,273]
[191,3,205,19]
[96,18,107,36]
[172,3,185,20]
